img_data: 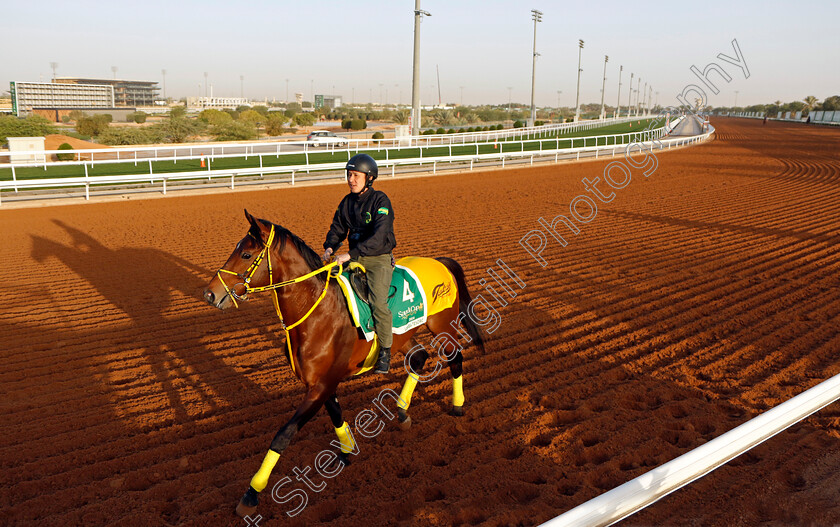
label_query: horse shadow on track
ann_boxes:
[29,219,271,423]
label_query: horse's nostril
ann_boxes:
[203,289,215,304]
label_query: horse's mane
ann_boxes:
[263,220,327,283]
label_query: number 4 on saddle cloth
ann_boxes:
[334,256,458,373]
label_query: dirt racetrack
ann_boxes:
[2,117,839,526]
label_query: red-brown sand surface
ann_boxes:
[1,117,839,526]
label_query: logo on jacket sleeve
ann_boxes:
[377,207,389,215]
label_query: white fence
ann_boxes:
[0,124,713,204]
[0,115,648,168]
[541,373,840,526]
[1,120,683,203]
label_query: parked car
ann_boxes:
[306,130,348,147]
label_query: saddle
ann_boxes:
[349,267,397,305]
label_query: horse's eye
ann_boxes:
[242,253,252,260]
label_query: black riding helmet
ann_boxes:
[346,153,378,188]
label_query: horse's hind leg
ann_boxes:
[236,384,331,518]
[325,393,358,465]
[396,338,429,430]
[448,347,465,417]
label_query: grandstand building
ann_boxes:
[10,81,115,116]
[53,77,160,107]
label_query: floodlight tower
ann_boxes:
[111,66,118,79]
[574,39,584,122]
[616,65,623,118]
[49,62,58,82]
[599,55,608,119]
[529,9,543,126]
[161,69,167,100]
[411,0,431,137]
[627,72,633,117]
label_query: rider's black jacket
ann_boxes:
[324,188,396,259]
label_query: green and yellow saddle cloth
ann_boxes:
[335,256,458,374]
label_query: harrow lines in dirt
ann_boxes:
[2,117,840,526]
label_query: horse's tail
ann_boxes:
[435,257,486,353]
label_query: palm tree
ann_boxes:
[392,109,410,125]
[803,95,818,111]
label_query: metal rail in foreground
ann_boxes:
[541,373,840,527]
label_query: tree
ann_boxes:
[392,109,410,125]
[803,95,818,112]
[199,109,232,126]
[349,118,366,130]
[251,105,269,117]
[239,109,264,126]
[211,121,257,141]
[76,114,111,137]
[127,111,147,124]
[169,106,187,118]
[264,113,289,135]
[235,105,251,114]
[819,96,840,111]
[56,143,75,161]
[67,110,88,123]
[292,113,316,127]
[97,127,162,145]
[153,116,202,143]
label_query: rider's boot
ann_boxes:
[373,346,391,374]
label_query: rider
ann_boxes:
[322,153,396,374]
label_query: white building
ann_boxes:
[10,81,114,116]
[187,96,250,110]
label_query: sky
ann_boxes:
[2,0,839,108]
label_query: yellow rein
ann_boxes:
[215,225,341,375]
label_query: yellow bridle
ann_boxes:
[215,224,341,375]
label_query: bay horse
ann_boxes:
[203,210,484,518]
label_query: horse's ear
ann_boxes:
[244,209,265,244]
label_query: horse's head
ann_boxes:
[203,210,276,310]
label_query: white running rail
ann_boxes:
[541,372,840,527]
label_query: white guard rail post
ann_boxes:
[541,372,840,527]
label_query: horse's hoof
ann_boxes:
[236,487,259,518]
[337,451,352,466]
[397,408,412,431]
[450,405,464,417]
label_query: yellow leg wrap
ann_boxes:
[334,422,356,454]
[398,373,420,410]
[250,449,281,493]
[453,375,465,407]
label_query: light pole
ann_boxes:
[411,1,431,137]
[655,91,659,110]
[204,72,208,98]
[599,55,608,119]
[635,76,641,116]
[627,72,633,117]
[49,62,58,82]
[379,83,384,105]
[460,86,464,106]
[507,87,513,113]
[574,39,584,122]
[111,66,118,80]
[161,69,167,101]
[240,75,244,99]
[529,9,543,126]
[311,79,314,104]
[642,81,647,115]
[616,65,623,118]
[285,79,289,104]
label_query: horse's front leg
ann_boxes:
[236,385,331,518]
